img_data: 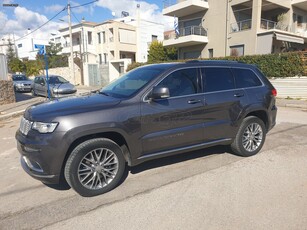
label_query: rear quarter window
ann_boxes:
[201,67,235,93]
[232,68,262,88]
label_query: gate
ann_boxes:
[88,64,100,86]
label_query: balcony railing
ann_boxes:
[230,19,252,33]
[260,19,290,31]
[164,26,207,40]
[163,0,208,8]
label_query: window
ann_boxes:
[232,68,262,88]
[202,68,235,93]
[158,68,198,97]
[98,33,101,44]
[297,15,303,28]
[208,49,213,58]
[104,53,108,64]
[183,51,201,59]
[18,44,22,48]
[230,45,244,56]
[102,32,106,43]
[99,54,102,64]
[152,35,158,41]
[88,32,92,44]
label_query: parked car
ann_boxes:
[12,74,32,92]
[16,60,277,197]
[32,75,77,97]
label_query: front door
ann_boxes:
[140,68,204,156]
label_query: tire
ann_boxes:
[231,116,266,157]
[64,138,126,197]
[31,89,36,97]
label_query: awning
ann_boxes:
[275,33,304,44]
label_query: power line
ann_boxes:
[71,11,81,24]
[70,0,98,9]
[15,7,66,41]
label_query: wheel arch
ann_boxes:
[244,110,269,131]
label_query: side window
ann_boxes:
[34,77,39,84]
[158,68,198,97]
[202,67,235,93]
[232,68,262,88]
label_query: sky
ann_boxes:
[0,0,173,40]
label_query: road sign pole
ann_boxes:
[44,49,51,99]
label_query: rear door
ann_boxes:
[140,67,205,156]
[201,67,248,141]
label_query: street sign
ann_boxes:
[34,44,45,55]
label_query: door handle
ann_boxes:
[234,92,244,97]
[187,99,201,104]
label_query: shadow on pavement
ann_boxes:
[130,145,230,174]
[15,92,34,102]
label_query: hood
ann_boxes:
[25,93,121,121]
[50,82,74,89]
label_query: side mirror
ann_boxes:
[150,86,170,100]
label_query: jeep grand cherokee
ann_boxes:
[16,61,277,197]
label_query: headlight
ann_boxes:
[53,88,58,93]
[16,83,23,87]
[32,122,58,133]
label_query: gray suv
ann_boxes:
[16,61,277,197]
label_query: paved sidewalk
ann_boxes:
[1,92,307,122]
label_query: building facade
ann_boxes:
[163,0,307,59]
[57,17,163,86]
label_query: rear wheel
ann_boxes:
[64,138,126,197]
[231,116,266,157]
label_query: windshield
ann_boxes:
[12,75,28,81]
[100,66,166,98]
[48,76,69,84]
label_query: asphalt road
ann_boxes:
[0,107,306,230]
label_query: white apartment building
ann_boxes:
[57,17,163,86]
[163,0,307,59]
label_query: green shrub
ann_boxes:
[127,52,305,79]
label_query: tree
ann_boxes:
[24,60,43,77]
[37,42,68,68]
[6,40,17,73]
[148,41,178,63]
[8,58,25,73]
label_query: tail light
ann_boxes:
[271,88,277,97]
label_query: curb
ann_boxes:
[0,110,25,122]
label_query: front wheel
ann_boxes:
[64,138,126,197]
[31,89,36,97]
[231,116,266,157]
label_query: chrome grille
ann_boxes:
[20,117,33,135]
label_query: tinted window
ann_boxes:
[101,66,167,98]
[232,68,262,88]
[158,68,198,97]
[202,67,235,92]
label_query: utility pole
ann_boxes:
[68,0,75,84]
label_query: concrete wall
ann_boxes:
[0,80,15,105]
[270,77,307,99]
[47,64,82,85]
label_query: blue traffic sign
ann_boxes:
[34,44,45,55]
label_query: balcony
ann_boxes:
[230,19,252,33]
[291,0,307,11]
[163,0,209,18]
[163,26,208,47]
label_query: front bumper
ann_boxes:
[15,86,32,92]
[16,129,68,184]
